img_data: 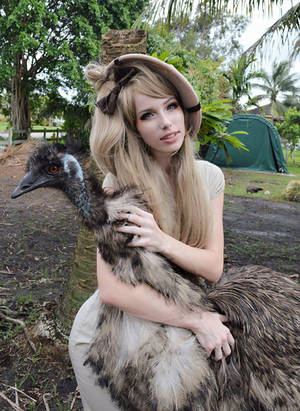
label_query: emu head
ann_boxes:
[11,143,83,199]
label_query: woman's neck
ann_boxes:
[152,151,173,173]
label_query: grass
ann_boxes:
[223,148,300,202]
[0,121,61,131]
[0,121,9,130]
[31,125,62,130]
[283,148,300,176]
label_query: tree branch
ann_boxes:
[0,391,24,411]
[0,310,37,353]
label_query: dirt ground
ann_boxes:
[0,144,299,410]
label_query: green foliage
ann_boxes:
[199,100,248,161]
[101,0,150,33]
[168,5,249,64]
[222,55,266,112]
[1,0,101,91]
[151,51,185,72]
[0,0,149,133]
[148,34,226,104]
[252,61,300,121]
[186,58,226,104]
[276,108,300,157]
[142,0,297,47]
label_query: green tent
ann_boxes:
[205,114,288,173]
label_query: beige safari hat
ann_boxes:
[99,54,201,138]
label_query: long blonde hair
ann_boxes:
[86,61,210,248]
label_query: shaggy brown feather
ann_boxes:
[12,144,300,411]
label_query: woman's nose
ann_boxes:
[159,112,172,129]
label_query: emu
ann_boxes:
[11,143,300,410]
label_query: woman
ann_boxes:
[69,54,234,411]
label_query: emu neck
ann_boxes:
[65,178,92,218]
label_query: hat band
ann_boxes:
[186,103,201,113]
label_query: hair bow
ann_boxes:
[96,64,138,115]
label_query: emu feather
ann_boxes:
[12,144,300,410]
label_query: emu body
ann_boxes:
[12,144,300,410]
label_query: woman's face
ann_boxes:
[134,93,185,167]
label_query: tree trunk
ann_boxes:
[56,226,98,332]
[57,30,148,334]
[291,149,295,165]
[11,54,31,139]
[285,143,289,163]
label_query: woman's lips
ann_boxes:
[160,132,179,142]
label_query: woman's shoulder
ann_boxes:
[194,158,222,171]
[194,159,225,199]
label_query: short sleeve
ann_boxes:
[195,160,225,200]
[102,172,120,190]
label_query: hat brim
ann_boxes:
[106,54,201,138]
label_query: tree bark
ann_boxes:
[57,30,148,334]
[291,150,295,165]
[285,143,289,163]
[56,226,98,332]
[11,53,31,139]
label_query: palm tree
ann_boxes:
[243,3,300,56]
[291,34,300,61]
[138,0,300,47]
[252,61,300,122]
[222,55,266,113]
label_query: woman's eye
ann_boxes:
[48,165,59,174]
[140,112,153,120]
[167,102,178,110]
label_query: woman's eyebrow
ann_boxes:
[136,97,176,116]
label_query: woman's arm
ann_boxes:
[98,251,234,360]
[117,193,224,283]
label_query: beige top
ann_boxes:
[102,160,225,200]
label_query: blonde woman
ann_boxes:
[69,54,234,411]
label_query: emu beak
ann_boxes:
[11,171,50,199]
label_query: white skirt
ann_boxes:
[68,290,120,411]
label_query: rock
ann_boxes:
[285,180,300,202]
[246,184,264,194]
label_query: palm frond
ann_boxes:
[243,3,300,55]
[135,0,287,31]
[291,35,300,60]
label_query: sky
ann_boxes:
[239,1,299,75]
[237,1,299,104]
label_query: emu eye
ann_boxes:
[48,165,59,174]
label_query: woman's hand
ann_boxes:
[117,206,168,253]
[190,311,234,361]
